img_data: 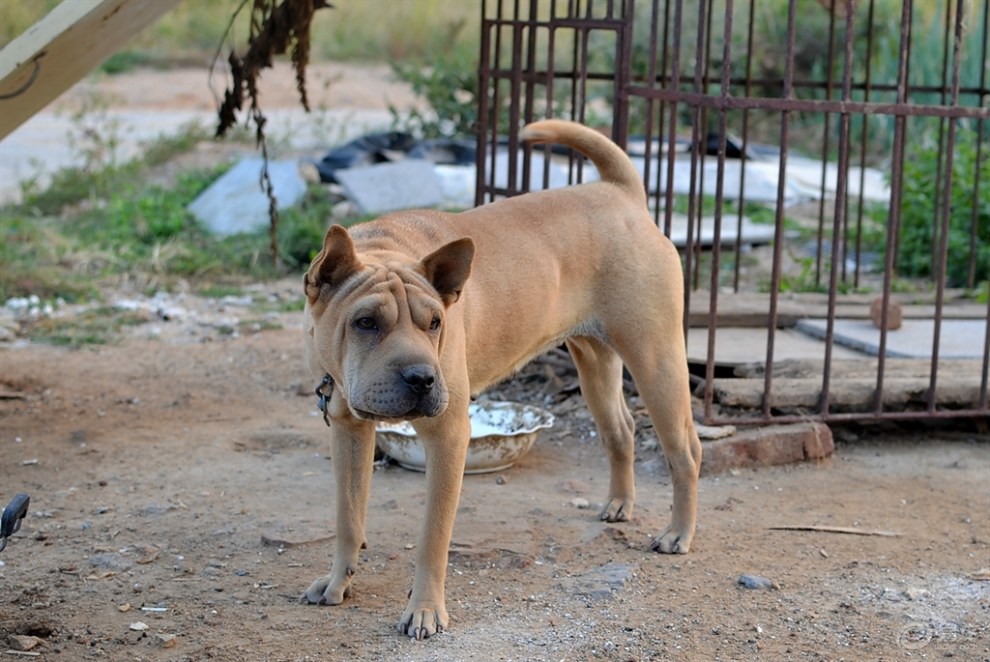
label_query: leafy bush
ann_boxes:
[892,128,989,287]
[389,53,478,139]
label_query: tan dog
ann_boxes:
[301,120,702,639]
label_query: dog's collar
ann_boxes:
[315,374,334,427]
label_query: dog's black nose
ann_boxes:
[401,365,436,395]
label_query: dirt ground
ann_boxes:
[0,282,987,662]
[2,65,989,661]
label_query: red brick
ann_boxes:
[699,422,834,477]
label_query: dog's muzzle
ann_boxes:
[328,363,448,422]
[400,364,436,396]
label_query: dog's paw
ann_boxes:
[398,603,449,640]
[599,497,634,522]
[650,525,692,554]
[300,573,352,605]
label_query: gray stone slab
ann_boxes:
[188,157,307,236]
[796,318,987,359]
[335,160,443,215]
[664,213,777,248]
[687,327,866,366]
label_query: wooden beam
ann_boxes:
[0,0,181,141]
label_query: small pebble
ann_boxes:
[7,635,42,651]
[157,633,177,648]
[737,574,778,590]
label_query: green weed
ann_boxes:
[866,127,990,287]
[24,307,149,346]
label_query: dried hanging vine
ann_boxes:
[214,0,332,267]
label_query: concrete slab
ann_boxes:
[687,327,866,366]
[0,107,395,205]
[664,213,777,248]
[187,157,307,236]
[796,318,987,359]
[335,159,443,215]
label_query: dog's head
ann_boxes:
[303,224,474,422]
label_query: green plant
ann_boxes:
[24,306,148,346]
[887,128,989,287]
[197,284,247,299]
[99,50,156,74]
[276,185,337,269]
[389,52,478,139]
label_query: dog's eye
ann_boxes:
[354,317,378,331]
[429,316,441,331]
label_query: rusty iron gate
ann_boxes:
[477,0,990,426]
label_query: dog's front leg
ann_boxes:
[302,417,376,605]
[398,409,471,640]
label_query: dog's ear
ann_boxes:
[304,225,363,301]
[420,237,474,306]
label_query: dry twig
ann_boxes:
[213,0,332,267]
[769,525,900,537]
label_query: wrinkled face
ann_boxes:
[306,263,448,421]
[303,225,473,422]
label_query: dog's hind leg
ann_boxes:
[620,338,701,554]
[566,336,637,522]
[302,418,377,605]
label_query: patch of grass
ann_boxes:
[238,318,284,334]
[144,122,213,167]
[24,307,148,346]
[0,214,103,303]
[249,296,306,315]
[197,284,247,299]
[276,184,337,269]
[99,50,157,75]
[3,139,338,309]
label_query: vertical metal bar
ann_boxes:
[702,0,734,424]
[892,0,914,276]
[663,0,685,243]
[978,0,990,415]
[819,3,857,417]
[506,2,525,194]
[852,0,877,289]
[873,0,913,416]
[641,0,661,199]
[733,0,757,293]
[966,0,989,289]
[486,0,507,202]
[540,0,558,190]
[981,293,990,411]
[684,0,714,332]
[612,0,634,147]
[927,0,968,413]
[520,0,541,193]
[692,0,716,292]
[931,0,954,278]
[653,0,671,228]
[763,0,799,419]
[476,0,492,206]
[575,21,591,181]
[814,8,838,287]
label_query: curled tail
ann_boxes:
[520,119,646,205]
